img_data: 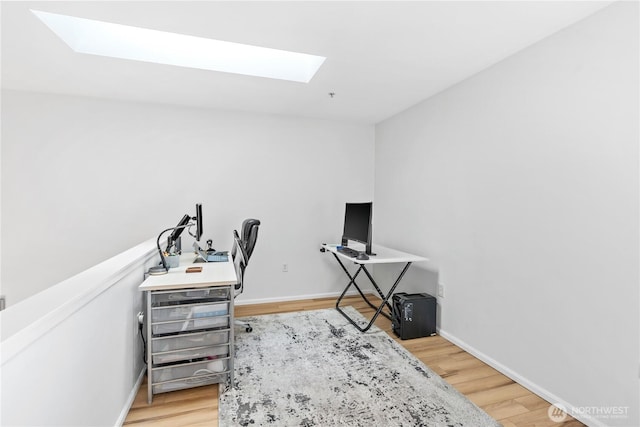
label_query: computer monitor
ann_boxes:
[166,213,191,252]
[149,203,204,276]
[169,204,203,248]
[193,203,203,241]
[341,202,373,255]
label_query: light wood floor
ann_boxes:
[124,295,583,426]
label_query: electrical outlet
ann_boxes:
[438,283,445,298]
[282,264,288,272]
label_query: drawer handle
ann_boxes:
[191,360,226,376]
[193,369,215,376]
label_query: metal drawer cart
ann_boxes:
[145,286,234,403]
[139,254,237,404]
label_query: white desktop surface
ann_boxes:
[139,252,237,291]
[322,243,428,264]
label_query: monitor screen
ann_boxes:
[342,202,373,253]
[194,203,203,241]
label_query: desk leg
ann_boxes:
[332,254,385,315]
[333,254,413,332]
[228,285,234,391]
[361,265,397,315]
[146,291,153,404]
[333,254,368,300]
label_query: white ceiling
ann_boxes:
[1,1,612,124]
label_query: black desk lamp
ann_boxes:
[148,223,193,276]
[148,204,204,276]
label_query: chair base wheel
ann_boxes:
[246,326,253,332]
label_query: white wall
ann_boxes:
[374,3,638,427]
[1,239,157,426]
[1,91,374,306]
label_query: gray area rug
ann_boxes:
[219,306,501,426]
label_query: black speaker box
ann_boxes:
[392,292,436,340]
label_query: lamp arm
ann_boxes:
[155,223,194,271]
[187,216,197,239]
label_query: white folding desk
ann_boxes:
[139,253,237,292]
[139,253,237,403]
[322,243,427,332]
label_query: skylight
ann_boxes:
[31,10,326,83]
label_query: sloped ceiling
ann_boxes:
[1,1,612,124]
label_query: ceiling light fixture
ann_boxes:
[31,9,326,83]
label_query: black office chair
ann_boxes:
[231,219,260,332]
[240,219,261,259]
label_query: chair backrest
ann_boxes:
[241,219,261,261]
[232,230,247,293]
[232,219,260,296]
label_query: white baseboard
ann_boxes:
[437,328,606,427]
[115,367,146,427]
[234,288,374,306]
